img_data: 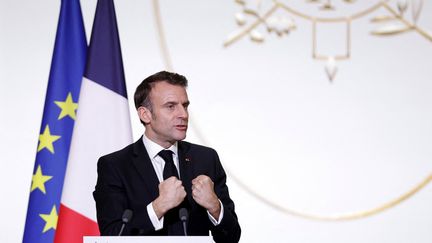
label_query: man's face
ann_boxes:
[139,81,189,148]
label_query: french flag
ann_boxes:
[55,0,132,242]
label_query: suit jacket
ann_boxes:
[93,137,241,243]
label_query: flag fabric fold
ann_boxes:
[23,0,87,242]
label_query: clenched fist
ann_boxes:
[152,176,186,219]
[192,175,220,219]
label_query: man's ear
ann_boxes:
[137,106,151,124]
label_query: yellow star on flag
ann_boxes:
[31,165,52,194]
[39,205,58,233]
[37,125,61,154]
[54,92,78,120]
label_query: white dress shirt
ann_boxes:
[142,135,223,230]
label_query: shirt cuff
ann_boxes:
[207,200,224,226]
[147,202,164,230]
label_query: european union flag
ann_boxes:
[23,0,87,242]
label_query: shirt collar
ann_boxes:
[142,134,178,159]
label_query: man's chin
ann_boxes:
[174,132,187,141]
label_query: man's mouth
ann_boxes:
[175,125,188,130]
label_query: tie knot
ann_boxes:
[158,150,173,162]
[159,150,178,180]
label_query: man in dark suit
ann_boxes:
[93,71,241,242]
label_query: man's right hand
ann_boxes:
[152,176,186,219]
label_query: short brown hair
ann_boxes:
[134,71,188,110]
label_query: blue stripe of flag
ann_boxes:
[84,0,128,98]
[22,0,87,242]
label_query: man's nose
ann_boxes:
[178,105,188,118]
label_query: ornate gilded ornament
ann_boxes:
[225,0,431,81]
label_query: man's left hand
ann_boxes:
[191,175,221,219]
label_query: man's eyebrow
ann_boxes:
[163,101,178,105]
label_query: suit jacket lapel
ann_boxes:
[131,137,160,200]
[178,141,194,206]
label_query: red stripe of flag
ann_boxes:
[54,204,99,243]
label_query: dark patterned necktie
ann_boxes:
[158,150,179,179]
[157,149,183,235]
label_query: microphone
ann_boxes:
[179,208,188,236]
[118,209,133,236]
